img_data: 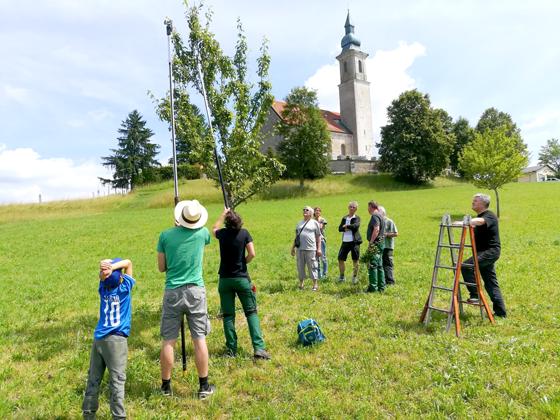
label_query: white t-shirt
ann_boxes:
[343,216,354,242]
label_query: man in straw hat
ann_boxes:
[157,199,216,399]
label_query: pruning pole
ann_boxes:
[164,18,187,372]
[196,57,230,209]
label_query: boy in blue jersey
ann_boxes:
[82,258,135,420]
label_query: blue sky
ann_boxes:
[1,0,559,203]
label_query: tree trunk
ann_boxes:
[494,188,500,218]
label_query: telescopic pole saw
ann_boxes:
[164,18,187,372]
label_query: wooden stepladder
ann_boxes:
[420,214,494,336]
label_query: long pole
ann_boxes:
[196,59,230,208]
[164,18,186,372]
[165,18,180,206]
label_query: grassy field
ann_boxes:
[1,175,559,419]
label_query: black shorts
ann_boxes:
[338,242,360,261]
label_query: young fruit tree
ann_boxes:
[154,4,284,208]
[459,126,528,217]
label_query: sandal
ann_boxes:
[312,286,318,292]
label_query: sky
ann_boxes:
[1,0,559,203]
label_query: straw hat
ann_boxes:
[174,200,208,229]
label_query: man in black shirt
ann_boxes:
[365,200,386,292]
[461,193,507,317]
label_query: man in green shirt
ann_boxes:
[157,199,215,399]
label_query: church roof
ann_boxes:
[272,100,352,135]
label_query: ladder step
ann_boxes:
[432,285,453,292]
[459,281,477,287]
[440,224,466,228]
[438,244,472,249]
[435,264,457,270]
[459,299,482,306]
[428,306,452,314]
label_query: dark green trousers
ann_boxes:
[218,277,265,352]
[367,243,386,292]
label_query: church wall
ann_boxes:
[260,109,283,155]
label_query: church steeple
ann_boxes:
[341,11,361,51]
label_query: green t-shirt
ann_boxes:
[157,226,211,289]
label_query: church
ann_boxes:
[261,12,376,173]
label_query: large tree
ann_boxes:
[154,4,284,208]
[476,107,525,151]
[377,90,454,183]
[450,117,475,173]
[538,138,560,177]
[459,126,528,217]
[100,110,160,190]
[275,87,331,187]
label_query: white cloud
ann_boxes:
[305,41,426,143]
[0,145,111,204]
[1,84,31,105]
[522,109,560,131]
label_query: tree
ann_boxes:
[476,107,525,151]
[459,126,528,217]
[100,110,160,190]
[275,87,331,187]
[377,90,454,184]
[154,4,284,208]
[450,117,475,173]
[538,138,560,177]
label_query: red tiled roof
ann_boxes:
[272,100,352,135]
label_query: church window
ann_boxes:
[344,61,347,73]
[358,60,362,73]
[341,144,346,156]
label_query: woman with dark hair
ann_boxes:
[212,208,271,360]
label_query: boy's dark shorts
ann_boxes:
[338,241,360,261]
[161,284,210,340]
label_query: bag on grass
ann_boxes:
[297,318,325,346]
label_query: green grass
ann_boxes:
[1,175,559,418]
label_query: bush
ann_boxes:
[137,164,203,185]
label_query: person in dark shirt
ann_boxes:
[213,208,271,360]
[461,193,507,317]
[365,201,386,292]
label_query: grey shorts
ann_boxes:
[160,284,210,340]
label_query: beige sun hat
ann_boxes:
[174,200,208,229]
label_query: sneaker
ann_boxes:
[198,384,216,400]
[364,286,377,293]
[338,276,345,283]
[254,349,271,360]
[225,348,237,358]
[466,297,480,305]
[352,276,358,284]
[161,383,173,397]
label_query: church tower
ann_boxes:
[336,12,374,158]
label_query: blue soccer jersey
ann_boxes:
[94,273,135,340]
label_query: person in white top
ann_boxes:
[336,201,363,284]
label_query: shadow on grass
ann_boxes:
[348,174,433,191]
[259,184,314,201]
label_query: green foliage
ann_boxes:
[538,138,560,177]
[450,117,475,173]
[378,90,455,184]
[151,164,203,182]
[155,3,284,208]
[152,91,213,167]
[276,87,331,187]
[1,178,560,417]
[100,110,160,190]
[476,107,525,151]
[459,126,529,216]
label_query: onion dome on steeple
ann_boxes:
[341,11,361,51]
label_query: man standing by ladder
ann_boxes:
[461,193,507,318]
